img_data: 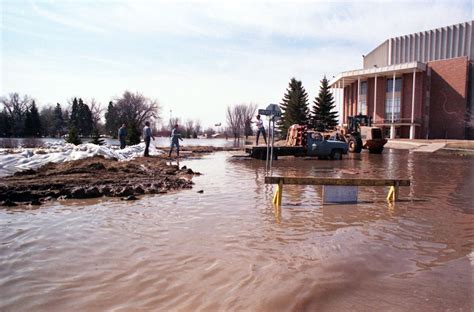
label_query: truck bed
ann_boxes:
[245,146,306,160]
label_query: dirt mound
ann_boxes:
[0,155,199,205]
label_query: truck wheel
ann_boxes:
[369,147,384,154]
[348,136,362,153]
[331,149,342,160]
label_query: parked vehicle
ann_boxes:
[336,115,387,154]
[246,126,348,160]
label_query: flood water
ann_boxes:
[0,149,473,311]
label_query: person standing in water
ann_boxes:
[169,124,184,157]
[255,114,267,145]
[143,121,155,157]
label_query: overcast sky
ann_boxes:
[1,0,472,128]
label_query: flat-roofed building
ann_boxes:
[329,21,473,139]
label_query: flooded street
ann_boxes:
[0,150,473,311]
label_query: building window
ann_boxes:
[358,81,367,115]
[385,78,401,121]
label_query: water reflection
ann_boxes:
[0,150,473,311]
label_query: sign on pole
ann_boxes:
[259,104,282,120]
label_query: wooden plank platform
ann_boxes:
[265,176,410,186]
[265,176,410,205]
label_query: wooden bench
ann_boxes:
[264,176,411,205]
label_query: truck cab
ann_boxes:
[306,131,348,160]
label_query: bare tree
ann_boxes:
[89,98,104,129]
[242,103,257,138]
[204,127,216,138]
[184,119,194,138]
[1,93,34,137]
[194,120,202,136]
[168,117,181,129]
[226,105,239,140]
[226,103,257,140]
[115,91,161,128]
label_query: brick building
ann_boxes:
[329,21,473,139]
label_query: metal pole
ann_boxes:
[265,117,271,172]
[410,68,416,139]
[269,117,275,175]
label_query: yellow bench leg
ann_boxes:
[272,181,283,206]
[386,186,399,202]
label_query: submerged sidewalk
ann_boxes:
[386,139,474,153]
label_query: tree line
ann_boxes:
[161,117,204,139]
[0,93,94,138]
[0,91,161,145]
[225,76,338,139]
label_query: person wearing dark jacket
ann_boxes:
[118,124,127,149]
[143,121,155,157]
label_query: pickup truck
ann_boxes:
[246,131,349,160]
[306,131,349,160]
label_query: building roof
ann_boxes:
[363,20,473,68]
[329,61,426,88]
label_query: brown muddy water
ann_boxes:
[0,150,473,311]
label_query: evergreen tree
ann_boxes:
[0,109,13,137]
[69,98,80,130]
[63,109,70,131]
[29,101,42,137]
[24,108,33,137]
[53,103,65,137]
[105,101,119,137]
[311,76,338,131]
[77,98,93,137]
[66,126,82,145]
[278,77,310,136]
[23,101,41,137]
[127,120,141,145]
[90,128,105,145]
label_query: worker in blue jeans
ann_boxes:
[255,115,267,145]
[169,124,184,157]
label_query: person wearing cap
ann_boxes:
[255,114,267,145]
[143,121,155,157]
[169,124,183,157]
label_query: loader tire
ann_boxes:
[348,136,362,153]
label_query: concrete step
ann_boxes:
[412,143,446,153]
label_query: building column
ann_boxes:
[342,78,345,124]
[337,82,344,125]
[409,69,416,139]
[390,72,396,139]
[373,75,377,123]
[357,76,361,115]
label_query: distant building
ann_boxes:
[330,21,473,139]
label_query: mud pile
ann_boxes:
[0,155,198,206]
